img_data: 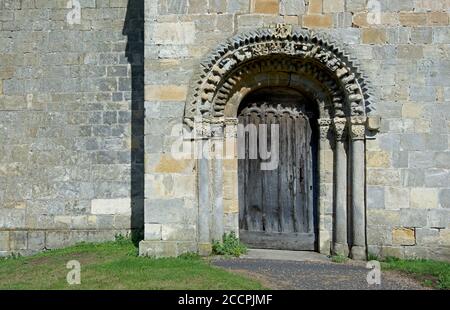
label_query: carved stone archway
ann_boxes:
[185,25,373,260]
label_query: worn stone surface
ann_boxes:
[91,198,132,215]
[139,240,197,258]
[392,228,416,246]
[303,14,333,28]
[253,0,279,14]
[410,188,439,209]
[280,0,305,16]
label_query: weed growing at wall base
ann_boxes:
[331,255,348,263]
[212,232,248,257]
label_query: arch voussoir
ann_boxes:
[184,24,371,128]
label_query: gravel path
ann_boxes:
[212,258,428,290]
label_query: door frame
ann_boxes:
[188,26,371,260]
[236,92,319,251]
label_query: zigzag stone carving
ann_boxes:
[184,24,372,128]
[215,57,342,116]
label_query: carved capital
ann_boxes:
[210,123,224,138]
[224,118,238,138]
[318,118,332,141]
[350,116,367,141]
[333,117,347,141]
[193,117,212,139]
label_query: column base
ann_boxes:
[319,239,332,256]
[350,245,367,260]
[333,242,349,257]
[198,242,212,256]
[139,240,197,258]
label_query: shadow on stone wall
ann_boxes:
[124,0,144,246]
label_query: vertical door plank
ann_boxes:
[300,116,308,233]
[261,112,279,232]
[248,110,263,231]
[293,116,302,233]
[238,114,245,230]
[306,118,314,233]
[278,113,289,233]
[286,114,295,233]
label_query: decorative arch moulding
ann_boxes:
[183,24,377,131]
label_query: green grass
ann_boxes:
[330,255,348,264]
[0,239,264,290]
[381,257,450,290]
[367,253,379,261]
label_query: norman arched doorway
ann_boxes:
[237,88,318,251]
[184,25,373,260]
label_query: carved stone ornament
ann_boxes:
[333,117,347,141]
[318,118,332,141]
[350,116,367,140]
[193,117,212,139]
[271,23,293,39]
[184,25,373,128]
[224,118,238,138]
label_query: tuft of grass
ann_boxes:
[0,238,263,290]
[178,252,201,260]
[381,257,450,290]
[114,234,139,256]
[367,253,379,261]
[114,233,130,244]
[331,255,348,264]
[212,232,247,257]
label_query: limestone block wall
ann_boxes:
[1,0,448,260]
[0,0,144,256]
[356,2,450,260]
[143,0,450,260]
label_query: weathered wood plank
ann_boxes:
[306,119,314,233]
[293,116,302,232]
[240,230,315,251]
[238,113,248,230]
[262,113,279,232]
[286,114,295,233]
[278,114,288,232]
[248,111,263,231]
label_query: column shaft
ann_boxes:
[198,154,210,245]
[350,118,367,260]
[318,118,333,255]
[333,118,348,256]
[212,139,224,241]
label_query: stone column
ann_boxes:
[224,118,239,234]
[196,119,212,255]
[350,116,367,260]
[197,154,211,255]
[333,117,349,256]
[210,123,224,242]
[317,118,333,255]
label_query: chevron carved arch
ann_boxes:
[184,24,372,128]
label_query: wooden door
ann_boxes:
[238,101,315,251]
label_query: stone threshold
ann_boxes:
[240,249,331,263]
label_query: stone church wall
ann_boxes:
[1,0,449,260]
[0,0,144,256]
[142,0,450,260]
